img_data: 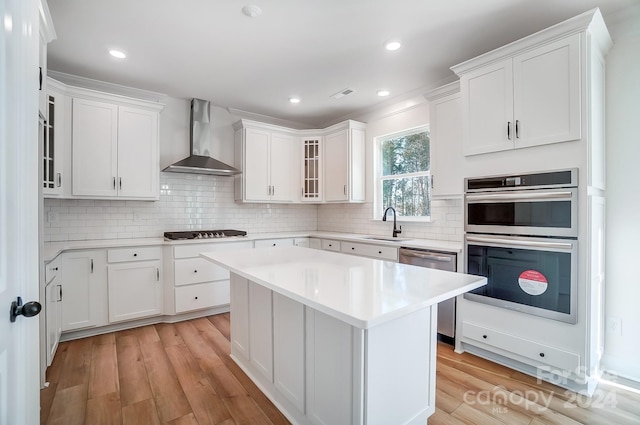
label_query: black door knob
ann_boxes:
[9,296,42,323]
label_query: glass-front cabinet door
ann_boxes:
[43,90,63,196]
[301,137,322,202]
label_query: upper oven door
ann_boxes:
[465,187,577,237]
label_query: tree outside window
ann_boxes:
[378,126,430,219]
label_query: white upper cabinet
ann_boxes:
[72,98,119,197]
[72,96,161,199]
[234,119,366,204]
[425,82,464,198]
[235,124,297,202]
[117,106,159,198]
[455,33,581,156]
[324,121,366,203]
[43,82,66,197]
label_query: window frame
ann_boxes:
[373,124,431,222]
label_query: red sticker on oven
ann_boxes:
[518,270,548,296]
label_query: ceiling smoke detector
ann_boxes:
[330,88,355,99]
[242,5,262,18]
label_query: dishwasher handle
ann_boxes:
[400,250,453,262]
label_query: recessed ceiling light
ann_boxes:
[109,49,127,59]
[242,4,262,18]
[377,90,390,97]
[289,97,300,104]
[384,40,401,51]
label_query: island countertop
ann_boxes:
[201,246,486,329]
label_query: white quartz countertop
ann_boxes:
[201,246,485,329]
[42,231,462,263]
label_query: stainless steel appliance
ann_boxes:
[399,247,457,341]
[464,169,578,323]
[164,229,247,240]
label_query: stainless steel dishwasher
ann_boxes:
[399,247,457,341]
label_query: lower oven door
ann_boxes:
[465,234,577,324]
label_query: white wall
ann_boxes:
[602,4,640,382]
[317,100,464,242]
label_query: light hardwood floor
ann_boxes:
[41,313,640,425]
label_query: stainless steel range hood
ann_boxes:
[163,98,241,176]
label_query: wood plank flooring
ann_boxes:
[41,313,640,425]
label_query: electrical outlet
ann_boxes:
[47,211,58,223]
[606,317,622,336]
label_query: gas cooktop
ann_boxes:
[164,229,247,240]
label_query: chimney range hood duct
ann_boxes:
[163,98,241,176]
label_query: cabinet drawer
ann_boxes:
[174,258,228,286]
[175,281,230,313]
[341,242,398,261]
[45,257,61,284]
[255,238,294,248]
[173,240,253,259]
[321,239,341,251]
[108,246,161,263]
[462,322,580,372]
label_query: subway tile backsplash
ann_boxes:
[43,173,463,242]
[43,173,318,241]
[317,199,463,242]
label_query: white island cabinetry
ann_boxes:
[203,246,485,425]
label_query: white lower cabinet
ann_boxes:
[44,258,62,366]
[60,249,108,331]
[107,246,163,323]
[273,293,305,412]
[169,241,254,314]
[255,238,295,248]
[340,241,398,261]
[108,260,163,322]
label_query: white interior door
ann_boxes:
[1,1,43,424]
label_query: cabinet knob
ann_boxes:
[272,243,276,247]
[351,247,355,250]
[52,267,58,271]
[378,251,382,254]
[539,352,545,358]
[133,253,138,257]
[482,335,487,339]
[194,296,198,300]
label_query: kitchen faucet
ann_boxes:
[382,207,402,238]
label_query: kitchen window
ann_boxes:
[375,126,431,220]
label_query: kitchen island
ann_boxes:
[201,246,486,425]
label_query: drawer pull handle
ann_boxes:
[482,335,487,339]
[539,352,545,358]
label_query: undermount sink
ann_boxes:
[362,236,411,242]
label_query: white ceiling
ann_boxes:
[47,0,635,128]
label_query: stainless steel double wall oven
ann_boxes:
[464,169,578,324]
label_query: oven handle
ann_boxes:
[466,236,574,250]
[465,190,574,202]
